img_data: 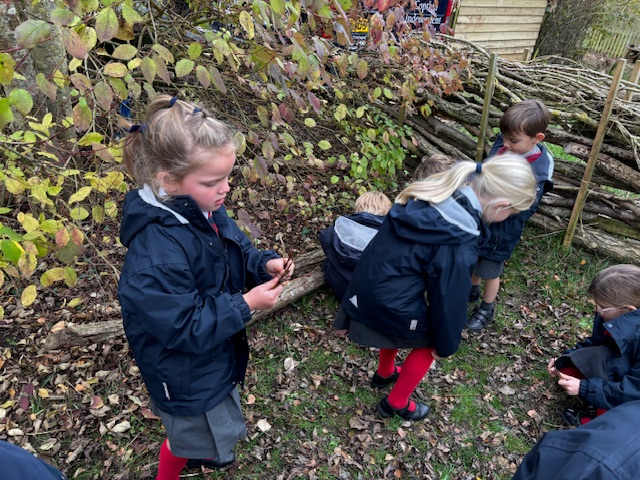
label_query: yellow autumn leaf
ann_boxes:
[21,284,37,307]
[68,186,92,205]
[67,298,84,308]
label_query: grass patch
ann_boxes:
[8,225,612,480]
[544,140,584,164]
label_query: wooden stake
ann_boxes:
[562,58,627,250]
[475,53,498,163]
[625,60,640,101]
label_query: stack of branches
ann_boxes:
[379,36,640,263]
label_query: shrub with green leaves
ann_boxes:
[0,0,467,312]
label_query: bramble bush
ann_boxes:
[0,0,467,311]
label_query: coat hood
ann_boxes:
[389,186,483,245]
[120,184,203,248]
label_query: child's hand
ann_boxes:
[243,276,283,311]
[557,371,581,396]
[547,358,558,377]
[266,258,295,283]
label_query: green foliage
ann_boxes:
[328,106,412,192]
[0,0,467,311]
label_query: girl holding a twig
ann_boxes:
[118,95,293,479]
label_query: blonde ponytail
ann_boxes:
[396,153,536,212]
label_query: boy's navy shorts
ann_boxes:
[474,257,505,279]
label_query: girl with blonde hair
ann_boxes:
[337,153,536,420]
[118,95,294,478]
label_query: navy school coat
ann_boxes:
[479,135,554,262]
[567,309,640,410]
[0,440,67,479]
[341,187,488,358]
[118,185,279,415]
[512,401,640,480]
[319,211,386,301]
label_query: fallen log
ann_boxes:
[41,249,328,351]
[562,143,640,192]
[531,210,640,264]
[540,195,640,229]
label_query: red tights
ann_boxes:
[378,348,434,411]
[156,438,188,480]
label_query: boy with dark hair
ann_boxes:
[467,99,554,332]
[319,191,392,301]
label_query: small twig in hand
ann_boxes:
[276,250,295,286]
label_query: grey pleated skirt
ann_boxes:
[334,307,430,349]
[152,386,246,461]
[558,345,617,380]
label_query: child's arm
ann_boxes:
[265,258,295,283]
[119,230,276,354]
[243,275,283,311]
[557,371,581,395]
[230,221,283,286]
[578,358,640,410]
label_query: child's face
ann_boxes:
[594,300,633,321]
[482,205,519,224]
[162,146,235,212]
[502,132,543,156]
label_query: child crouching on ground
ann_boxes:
[548,264,640,426]
[319,191,392,301]
[467,99,554,332]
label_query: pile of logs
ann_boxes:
[43,38,640,351]
[394,36,640,264]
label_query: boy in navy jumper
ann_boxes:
[319,191,392,301]
[467,100,554,332]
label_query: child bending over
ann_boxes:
[336,154,537,420]
[319,191,392,301]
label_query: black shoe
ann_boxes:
[186,453,235,470]
[561,407,593,427]
[370,367,400,388]
[466,305,494,332]
[377,397,430,421]
[468,289,480,303]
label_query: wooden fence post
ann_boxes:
[475,53,498,163]
[562,59,627,250]
[522,48,531,61]
[626,61,640,101]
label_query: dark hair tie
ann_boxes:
[169,97,178,107]
[128,124,147,134]
[193,107,202,114]
[475,162,482,174]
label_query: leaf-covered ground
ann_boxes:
[0,183,610,480]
